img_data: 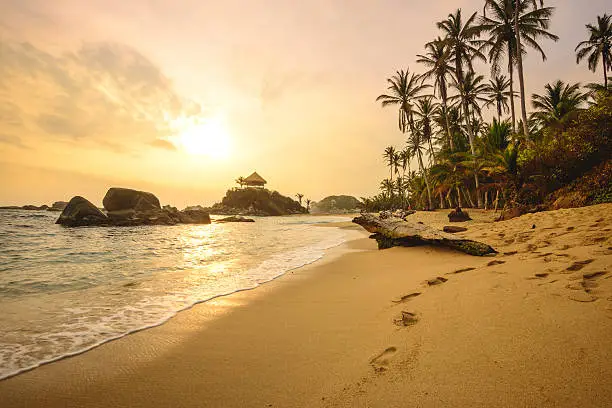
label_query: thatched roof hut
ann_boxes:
[243,172,267,188]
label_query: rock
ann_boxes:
[177,209,211,224]
[21,205,49,211]
[448,207,471,222]
[102,188,161,212]
[216,216,255,223]
[56,196,108,227]
[352,214,496,256]
[0,206,21,210]
[50,201,68,211]
[443,226,468,233]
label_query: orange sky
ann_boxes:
[0,0,609,207]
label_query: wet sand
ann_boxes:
[1,204,611,407]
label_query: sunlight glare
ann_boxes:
[178,116,231,159]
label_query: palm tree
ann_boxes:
[295,193,304,206]
[413,98,440,162]
[450,71,489,129]
[406,125,433,210]
[576,14,612,89]
[481,0,558,134]
[438,9,486,206]
[417,38,456,150]
[383,146,397,181]
[305,199,312,213]
[484,75,514,121]
[376,69,430,133]
[235,176,245,189]
[392,152,402,179]
[380,178,395,199]
[512,0,558,136]
[399,148,411,179]
[531,80,588,127]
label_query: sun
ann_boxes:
[178,117,231,159]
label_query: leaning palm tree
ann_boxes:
[377,69,430,133]
[417,38,456,150]
[576,14,612,89]
[484,75,514,122]
[383,146,397,181]
[295,193,304,206]
[399,148,411,180]
[530,80,588,128]
[438,9,487,207]
[406,125,433,210]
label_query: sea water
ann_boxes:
[0,210,355,379]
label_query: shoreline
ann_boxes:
[0,219,366,382]
[1,205,611,407]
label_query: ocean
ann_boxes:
[0,210,357,380]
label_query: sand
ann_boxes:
[1,204,611,407]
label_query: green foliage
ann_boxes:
[312,196,362,213]
[217,188,306,216]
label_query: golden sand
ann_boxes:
[1,205,611,407]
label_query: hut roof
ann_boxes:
[244,171,267,184]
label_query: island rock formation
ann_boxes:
[207,188,306,216]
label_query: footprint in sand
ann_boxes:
[393,311,419,327]
[426,277,448,286]
[392,292,421,303]
[565,259,594,272]
[370,347,397,373]
[451,267,476,274]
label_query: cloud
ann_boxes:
[149,138,177,151]
[0,40,203,152]
[0,134,28,149]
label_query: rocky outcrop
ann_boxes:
[311,195,362,214]
[0,205,49,210]
[47,201,69,212]
[208,188,306,216]
[56,188,212,227]
[103,188,161,212]
[353,213,496,256]
[448,207,472,222]
[216,216,255,223]
[56,196,108,227]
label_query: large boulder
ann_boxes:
[22,205,49,210]
[103,188,161,212]
[448,207,472,223]
[177,209,211,224]
[56,196,108,227]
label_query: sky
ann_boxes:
[0,0,609,207]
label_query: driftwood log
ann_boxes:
[352,214,496,256]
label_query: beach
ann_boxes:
[1,205,611,407]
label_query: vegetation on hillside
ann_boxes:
[210,188,306,216]
[364,3,611,216]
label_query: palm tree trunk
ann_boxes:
[440,81,455,151]
[462,187,475,208]
[417,151,433,210]
[456,186,463,208]
[484,190,489,210]
[494,189,500,212]
[603,51,608,89]
[508,44,517,133]
[446,190,453,208]
[515,0,530,137]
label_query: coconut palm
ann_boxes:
[450,71,489,127]
[438,9,487,206]
[413,98,440,162]
[305,199,312,213]
[383,146,397,181]
[481,0,558,134]
[380,178,395,199]
[512,0,558,136]
[399,148,411,179]
[295,193,304,206]
[484,75,514,121]
[531,80,588,127]
[392,152,402,179]
[235,176,245,189]
[406,125,433,210]
[417,38,456,150]
[576,14,612,89]
[376,69,430,133]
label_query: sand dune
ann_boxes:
[0,204,610,407]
